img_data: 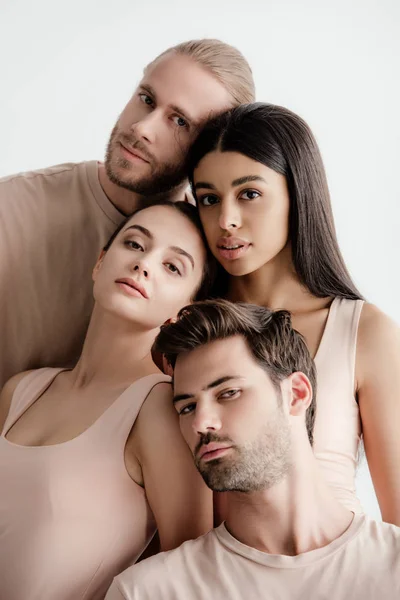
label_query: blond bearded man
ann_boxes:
[0,40,254,389]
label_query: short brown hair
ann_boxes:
[155,299,317,445]
[147,39,255,105]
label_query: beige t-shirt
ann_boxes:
[0,162,124,388]
[106,515,400,599]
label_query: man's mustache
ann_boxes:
[118,133,155,165]
[194,432,234,459]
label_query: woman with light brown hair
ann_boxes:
[0,201,216,600]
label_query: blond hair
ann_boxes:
[147,38,255,105]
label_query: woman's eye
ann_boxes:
[172,115,188,128]
[139,93,154,107]
[241,190,260,201]
[199,194,219,207]
[179,403,195,416]
[124,240,144,251]
[165,263,181,276]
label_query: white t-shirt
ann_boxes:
[106,514,400,599]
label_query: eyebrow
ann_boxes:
[140,83,197,126]
[125,224,152,239]
[194,175,267,192]
[170,246,194,269]
[173,376,242,404]
[124,226,194,269]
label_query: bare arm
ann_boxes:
[0,371,32,433]
[356,303,400,525]
[129,382,213,551]
[105,581,127,600]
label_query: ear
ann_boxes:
[164,316,178,326]
[286,372,313,417]
[92,250,106,282]
[162,355,174,377]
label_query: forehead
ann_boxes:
[123,205,205,254]
[141,54,233,124]
[174,335,269,395]
[195,151,285,188]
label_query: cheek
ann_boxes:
[92,269,110,304]
[120,99,145,128]
[169,293,192,316]
[252,204,289,245]
[199,210,218,242]
[223,401,261,438]
[179,418,195,449]
[150,282,191,319]
[162,130,190,162]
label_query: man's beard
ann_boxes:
[105,124,188,196]
[195,410,292,493]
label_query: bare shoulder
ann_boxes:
[358,302,400,346]
[134,382,175,437]
[137,381,174,418]
[0,370,34,403]
[357,303,400,386]
[126,381,174,456]
[0,370,35,431]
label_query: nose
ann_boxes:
[218,200,242,231]
[131,110,160,144]
[192,403,222,436]
[132,261,149,279]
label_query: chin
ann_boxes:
[109,165,150,193]
[220,260,254,278]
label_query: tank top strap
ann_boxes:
[89,373,172,449]
[315,297,364,383]
[2,367,64,436]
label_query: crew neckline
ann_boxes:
[84,161,126,226]
[215,513,366,569]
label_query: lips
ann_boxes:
[216,236,251,261]
[116,278,148,299]
[198,442,232,461]
[119,142,149,163]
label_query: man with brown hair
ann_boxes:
[0,40,255,389]
[106,300,400,600]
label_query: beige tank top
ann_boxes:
[0,368,170,600]
[313,296,364,513]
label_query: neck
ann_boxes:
[98,163,188,215]
[228,244,317,313]
[70,304,160,388]
[223,440,353,556]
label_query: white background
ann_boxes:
[1,0,399,519]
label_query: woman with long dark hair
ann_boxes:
[0,200,215,600]
[187,103,400,525]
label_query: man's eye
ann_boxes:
[220,389,240,399]
[172,115,188,128]
[179,403,195,415]
[139,93,154,106]
[124,240,143,251]
[199,195,219,207]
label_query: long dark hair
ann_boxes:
[188,103,363,300]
